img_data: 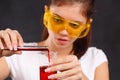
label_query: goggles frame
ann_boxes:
[43,10,91,38]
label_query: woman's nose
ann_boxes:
[59,29,69,36]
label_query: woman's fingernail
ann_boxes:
[0,46,4,49]
[20,43,23,47]
[9,46,13,50]
[14,45,17,51]
[48,75,55,79]
[45,68,51,72]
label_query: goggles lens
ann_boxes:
[44,10,91,38]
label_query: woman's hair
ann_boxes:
[47,0,95,18]
[41,0,95,59]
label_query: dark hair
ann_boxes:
[46,0,95,18]
[41,0,94,59]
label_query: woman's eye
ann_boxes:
[69,23,80,29]
[53,17,63,24]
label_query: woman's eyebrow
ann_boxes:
[52,12,63,18]
[52,12,83,23]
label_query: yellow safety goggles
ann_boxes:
[43,10,91,38]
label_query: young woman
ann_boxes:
[0,0,109,80]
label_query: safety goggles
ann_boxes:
[43,10,91,38]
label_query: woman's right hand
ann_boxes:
[0,28,24,57]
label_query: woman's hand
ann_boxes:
[0,28,23,56]
[45,55,88,80]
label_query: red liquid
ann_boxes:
[40,66,57,80]
[4,46,49,51]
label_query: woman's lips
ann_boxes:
[57,38,69,45]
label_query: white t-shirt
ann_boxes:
[5,43,108,80]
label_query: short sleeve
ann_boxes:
[94,49,108,68]
[80,47,108,80]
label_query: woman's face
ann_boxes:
[46,4,87,48]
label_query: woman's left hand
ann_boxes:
[45,55,88,80]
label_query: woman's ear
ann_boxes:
[43,10,48,27]
[44,5,49,12]
[90,18,93,23]
[43,5,50,27]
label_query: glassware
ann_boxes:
[40,51,57,80]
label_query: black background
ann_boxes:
[0,0,120,80]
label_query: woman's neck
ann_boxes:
[38,39,73,57]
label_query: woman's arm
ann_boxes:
[0,57,10,80]
[94,62,109,80]
[0,28,24,79]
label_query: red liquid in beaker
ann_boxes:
[40,66,56,80]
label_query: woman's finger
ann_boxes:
[15,30,24,47]
[47,58,80,72]
[1,31,13,50]
[53,66,82,79]
[7,30,18,50]
[0,39,4,49]
[2,50,22,56]
[0,28,23,50]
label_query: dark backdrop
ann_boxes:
[0,0,120,80]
